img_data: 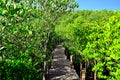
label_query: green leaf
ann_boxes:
[0,8,3,14]
[0,8,8,15]
[29,31,32,35]
[53,0,57,3]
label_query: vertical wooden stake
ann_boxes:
[80,63,86,80]
[70,55,74,69]
[43,61,48,80]
[94,60,97,80]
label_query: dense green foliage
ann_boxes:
[55,10,120,80]
[0,0,77,79]
[1,0,120,79]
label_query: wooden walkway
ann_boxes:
[47,45,79,80]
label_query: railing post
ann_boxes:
[70,55,74,69]
[43,61,48,80]
[80,62,86,80]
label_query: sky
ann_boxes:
[76,0,120,10]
